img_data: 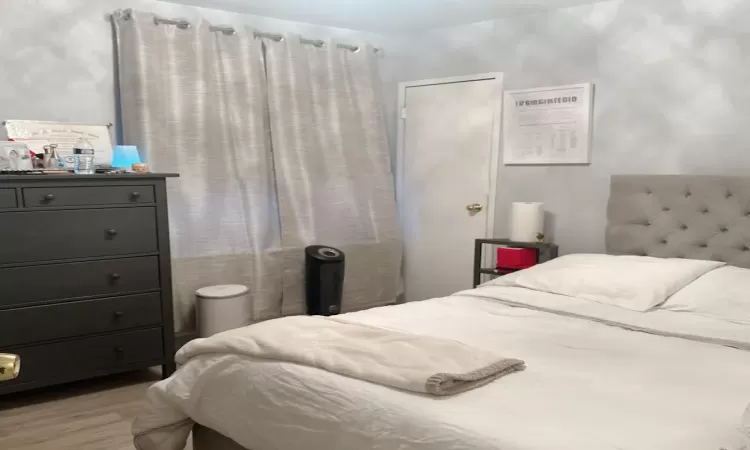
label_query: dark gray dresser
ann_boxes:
[0,173,178,394]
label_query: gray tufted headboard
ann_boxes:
[606,175,750,269]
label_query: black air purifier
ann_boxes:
[305,245,345,316]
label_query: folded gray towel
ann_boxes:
[425,358,526,396]
[173,315,526,396]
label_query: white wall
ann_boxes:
[0,0,401,140]
[0,0,128,127]
[382,0,750,253]
[159,0,601,32]
[6,0,750,258]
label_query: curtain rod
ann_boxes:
[119,10,381,53]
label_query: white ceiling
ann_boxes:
[162,0,601,32]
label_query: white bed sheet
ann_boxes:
[140,288,750,450]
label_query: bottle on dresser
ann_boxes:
[73,137,95,174]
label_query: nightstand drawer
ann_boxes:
[0,207,157,264]
[0,328,164,394]
[0,293,163,347]
[0,256,160,308]
[23,185,155,207]
[0,189,16,209]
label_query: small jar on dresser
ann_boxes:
[0,173,178,395]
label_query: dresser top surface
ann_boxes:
[0,173,178,182]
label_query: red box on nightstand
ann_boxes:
[496,247,537,269]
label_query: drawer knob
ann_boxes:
[114,347,124,357]
[110,273,121,281]
[44,194,55,201]
[130,191,141,199]
[107,229,118,237]
[113,311,124,319]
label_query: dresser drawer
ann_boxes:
[0,256,160,308]
[0,189,16,209]
[0,293,162,347]
[0,207,157,264]
[0,328,163,394]
[23,185,155,207]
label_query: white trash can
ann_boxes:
[196,284,251,337]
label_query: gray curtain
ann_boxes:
[113,11,401,330]
[113,10,282,331]
[263,36,401,315]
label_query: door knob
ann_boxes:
[0,354,20,382]
[466,203,483,213]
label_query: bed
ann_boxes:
[135,175,750,450]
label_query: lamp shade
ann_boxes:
[111,145,142,169]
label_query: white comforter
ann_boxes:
[135,287,750,450]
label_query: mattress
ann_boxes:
[139,284,750,450]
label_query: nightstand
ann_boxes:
[472,239,558,287]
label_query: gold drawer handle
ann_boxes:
[0,354,20,382]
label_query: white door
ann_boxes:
[398,74,502,302]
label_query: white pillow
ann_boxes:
[489,253,724,312]
[660,265,750,324]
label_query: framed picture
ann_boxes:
[503,83,593,165]
[3,120,113,166]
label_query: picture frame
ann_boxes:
[503,83,594,165]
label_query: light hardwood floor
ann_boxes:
[0,369,192,450]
